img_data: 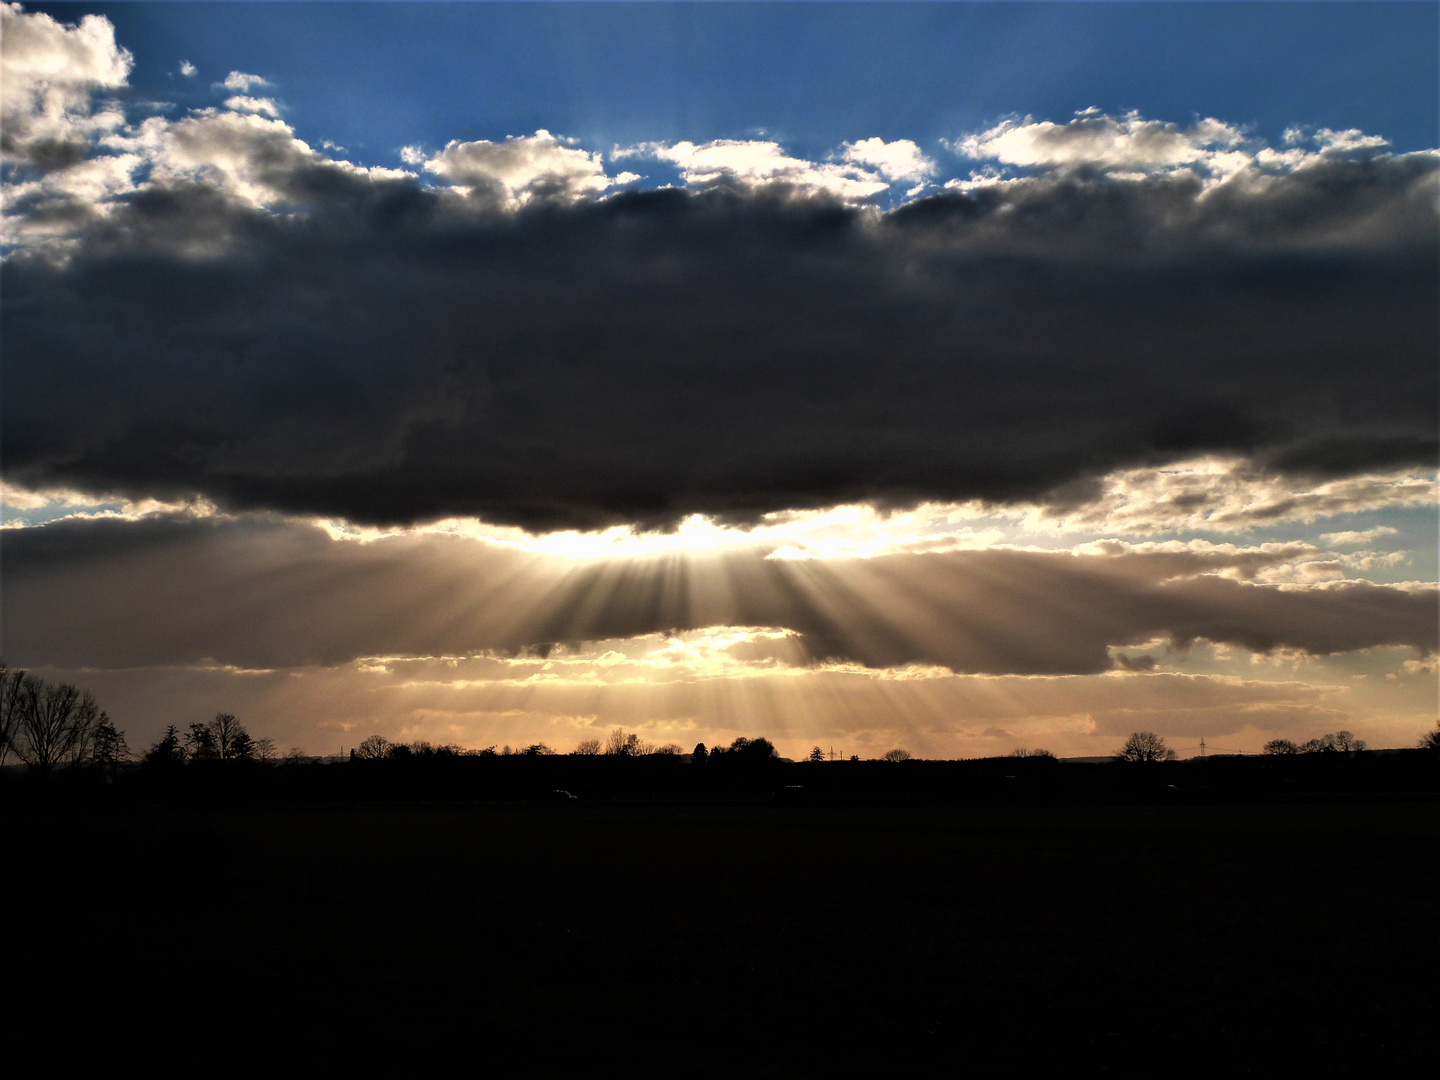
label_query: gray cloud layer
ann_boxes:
[4,148,1436,529]
[4,516,1432,675]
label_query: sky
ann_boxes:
[1,1,1436,760]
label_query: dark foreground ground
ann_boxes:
[13,796,1437,1073]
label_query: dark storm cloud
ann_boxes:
[3,153,1436,529]
[3,515,1432,674]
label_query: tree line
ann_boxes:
[350,731,780,763]
[143,713,279,766]
[1262,731,1368,755]
[6,661,1439,776]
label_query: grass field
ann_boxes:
[14,796,1436,1072]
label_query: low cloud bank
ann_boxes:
[4,516,1433,674]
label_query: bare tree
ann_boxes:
[1331,730,1367,754]
[210,713,254,760]
[253,737,278,762]
[182,713,257,762]
[1116,731,1176,763]
[354,734,392,760]
[1421,720,1440,753]
[573,738,602,756]
[605,728,645,756]
[882,748,912,763]
[0,664,33,766]
[651,743,683,756]
[15,681,100,771]
[1297,731,1366,754]
[1263,739,1301,755]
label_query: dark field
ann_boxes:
[15,796,1437,1072]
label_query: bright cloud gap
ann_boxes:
[6,459,1434,563]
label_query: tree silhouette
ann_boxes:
[0,664,31,766]
[1297,731,1367,755]
[808,746,825,763]
[605,728,645,756]
[882,748,913,763]
[91,714,130,770]
[1116,731,1176,763]
[355,735,392,760]
[185,713,256,762]
[1263,739,1301,755]
[210,713,254,761]
[715,736,777,763]
[574,739,601,756]
[1421,720,1440,753]
[185,722,217,761]
[145,726,187,767]
[13,680,101,771]
[1331,730,1366,754]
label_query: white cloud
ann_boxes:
[839,137,936,192]
[221,70,268,92]
[179,60,196,78]
[112,110,318,207]
[950,110,1413,190]
[0,479,216,528]
[954,110,1246,172]
[1322,526,1398,547]
[3,146,140,207]
[1313,127,1390,155]
[223,95,281,118]
[618,138,891,202]
[1021,459,1438,536]
[0,6,143,248]
[106,109,407,212]
[0,3,133,165]
[421,130,622,206]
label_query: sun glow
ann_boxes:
[9,457,1434,568]
[311,502,1014,560]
